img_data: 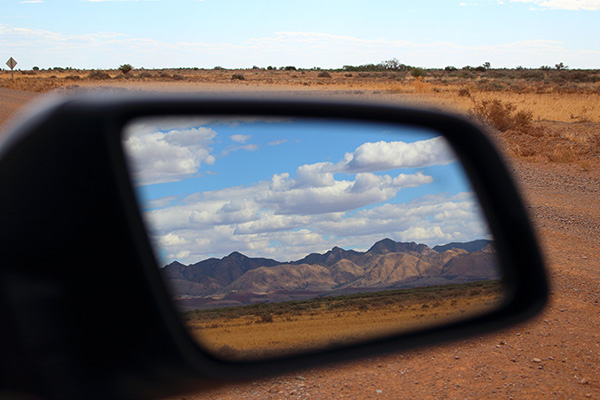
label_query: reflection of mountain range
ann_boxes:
[161,238,499,307]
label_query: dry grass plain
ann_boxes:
[2,67,598,170]
[1,67,599,122]
[184,282,502,361]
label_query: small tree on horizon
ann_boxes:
[119,64,133,75]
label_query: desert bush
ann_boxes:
[87,70,111,80]
[231,74,245,80]
[470,98,534,134]
[171,74,185,81]
[137,72,153,79]
[118,64,133,75]
[64,75,81,81]
[257,312,273,323]
[562,70,598,83]
[459,71,476,79]
[410,67,425,78]
[458,87,471,97]
[444,66,457,72]
[318,71,332,78]
[520,70,545,81]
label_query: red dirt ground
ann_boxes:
[1,88,598,400]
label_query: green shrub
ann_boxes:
[410,67,425,78]
[87,70,110,80]
[118,64,133,75]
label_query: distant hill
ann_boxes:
[161,238,500,303]
[433,239,493,253]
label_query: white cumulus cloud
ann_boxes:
[124,123,217,185]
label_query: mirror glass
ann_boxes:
[122,116,503,360]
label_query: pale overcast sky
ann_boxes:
[2,0,598,70]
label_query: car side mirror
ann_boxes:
[0,94,547,399]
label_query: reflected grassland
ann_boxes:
[183,280,503,361]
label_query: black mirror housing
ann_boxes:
[0,94,547,399]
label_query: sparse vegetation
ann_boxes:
[183,281,502,360]
[1,66,598,165]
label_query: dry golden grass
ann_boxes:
[2,69,598,122]
[2,68,598,166]
[183,282,502,361]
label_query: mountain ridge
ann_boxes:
[162,238,497,298]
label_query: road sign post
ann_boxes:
[6,57,18,81]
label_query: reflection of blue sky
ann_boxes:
[124,118,490,264]
[135,120,456,207]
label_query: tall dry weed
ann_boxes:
[469,98,535,134]
[411,76,431,93]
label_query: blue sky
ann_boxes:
[1,0,599,70]
[123,118,490,264]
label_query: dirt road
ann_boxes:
[0,87,37,128]
[1,89,598,399]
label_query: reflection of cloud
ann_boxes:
[220,144,259,156]
[231,134,251,143]
[134,134,489,264]
[262,171,433,215]
[145,191,488,264]
[268,139,288,146]
[338,137,455,173]
[124,124,216,185]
